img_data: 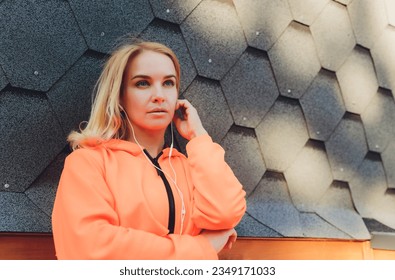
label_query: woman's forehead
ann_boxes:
[127,50,176,76]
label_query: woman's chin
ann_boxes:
[144,120,172,131]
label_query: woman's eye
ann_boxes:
[163,80,175,87]
[163,80,174,87]
[136,80,149,87]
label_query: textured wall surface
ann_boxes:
[1,0,395,240]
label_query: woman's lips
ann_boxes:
[148,108,168,115]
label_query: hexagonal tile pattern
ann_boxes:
[0,192,51,232]
[233,0,292,51]
[349,154,394,229]
[235,212,282,237]
[221,48,279,128]
[287,0,329,26]
[361,89,395,153]
[180,0,247,80]
[300,70,346,141]
[25,148,69,216]
[0,90,65,192]
[284,141,333,212]
[315,181,371,239]
[182,77,233,143]
[375,192,395,229]
[300,213,351,239]
[139,19,197,94]
[256,98,309,172]
[0,0,87,91]
[268,22,321,98]
[351,155,386,212]
[247,172,304,237]
[325,114,368,182]
[371,27,395,92]
[310,1,355,71]
[364,218,395,233]
[149,0,202,24]
[382,140,395,190]
[47,54,104,136]
[0,66,8,91]
[335,0,352,5]
[336,46,379,114]
[68,0,154,53]
[348,0,388,48]
[221,125,266,196]
[385,0,395,26]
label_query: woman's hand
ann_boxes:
[200,228,237,253]
[173,99,207,141]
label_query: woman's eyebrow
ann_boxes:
[131,74,176,80]
[131,74,150,80]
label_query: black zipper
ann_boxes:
[143,150,176,234]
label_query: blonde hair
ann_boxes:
[68,40,181,150]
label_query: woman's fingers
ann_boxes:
[201,228,238,252]
[225,229,237,250]
[173,99,207,140]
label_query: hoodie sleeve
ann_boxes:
[51,149,217,260]
[186,134,246,230]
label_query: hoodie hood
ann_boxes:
[80,138,185,159]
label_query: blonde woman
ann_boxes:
[52,40,246,259]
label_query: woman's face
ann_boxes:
[121,50,178,134]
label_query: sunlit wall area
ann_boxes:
[0,0,394,242]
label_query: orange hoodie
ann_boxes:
[52,134,246,259]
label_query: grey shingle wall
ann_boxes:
[0,0,394,240]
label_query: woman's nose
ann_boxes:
[152,85,165,103]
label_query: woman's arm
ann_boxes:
[186,135,246,230]
[173,99,246,230]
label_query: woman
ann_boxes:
[52,40,246,259]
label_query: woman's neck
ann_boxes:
[129,128,166,158]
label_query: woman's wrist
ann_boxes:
[189,127,208,140]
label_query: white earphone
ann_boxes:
[119,105,186,235]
